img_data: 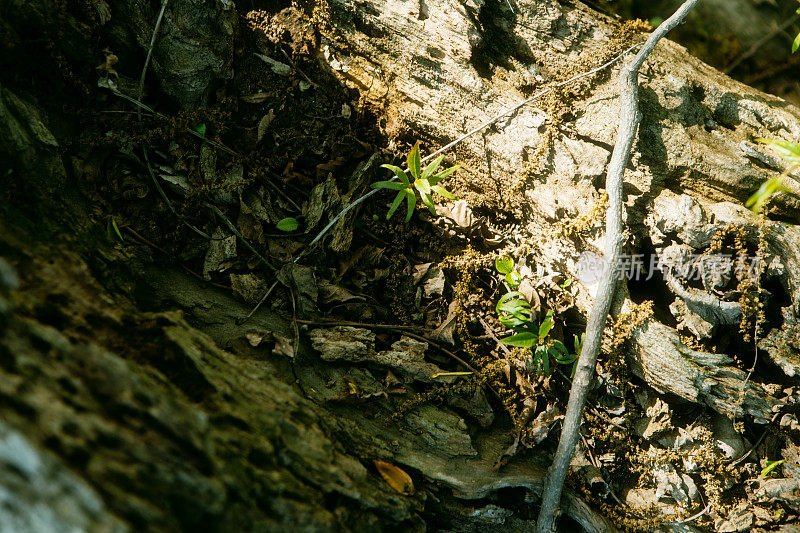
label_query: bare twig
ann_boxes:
[728,409,782,467]
[105,87,239,156]
[295,319,424,331]
[535,2,700,531]
[207,203,277,272]
[238,279,280,325]
[279,47,317,88]
[670,503,711,525]
[297,44,640,261]
[138,0,169,121]
[724,12,800,74]
[141,148,212,239]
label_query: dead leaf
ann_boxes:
[245,329,272,347]
[412,263,432,285]
[255,53,291,75]
[373,460,414,495]
[257,109,275,144]
[432,300,459,345]
[423,268,445,298]
[96,48,119,78]
[273,335,294,358]
[241,92,271,104]
[318,280,365,305]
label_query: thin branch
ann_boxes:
[724,12,800,74]
[535,2,700,531]
[296,44,640,261]
[295,319,425,331]
[207,203,277,272]
[670,503,711,526]
[141,148,211,239]
[105,87,239,156]
[237,279,280,325]
[138,0,169,121]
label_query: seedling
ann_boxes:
[372,142,458,221]
[495,256,580,376]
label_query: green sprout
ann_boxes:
[494,256,580,376]
[372,142,459,222]
[747,138,797,214]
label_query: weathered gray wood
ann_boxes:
[320,0,800,425]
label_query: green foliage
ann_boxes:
[372,142,459,222]
[107,217,124,242]
[760,459,785,478]
[494,257,580,376]
[276,217,299,231]
[747,138,797,214]
[793,8,800,53]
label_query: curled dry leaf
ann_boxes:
[373,460,414,495]
[241,92,270,104]
[245,329,272,347]
[257,109,275,144]
[272,334,294,358]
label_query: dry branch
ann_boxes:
[536,2,701,531]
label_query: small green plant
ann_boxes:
[494,256,580,376]
[793,8,800,53]
[372,142,458,221]
[747,138,797,214]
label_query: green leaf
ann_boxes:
[760,459,785,478]
[421,154,445,180]
[415,178,431,195]
[573,333,584,354]
[746,177,789,214]
[107,217,124,241]
[407,142,421,179]
[794,32,800,54]
[419,188,436,214]
[497,291,525,304]
[495,256,514,274]
[541,345,550,375]
[756,138,800,165]
[538,319,554,340]
[431,185,457,200]
[501,332,538,348]
[387,191,405,219]
[380,164,411,187]
[405,189,416,222]
[193,123,206,136]
[371,180,405,191]
[430,164,460,183]
[505,271,522,289]
[499,316,526,328]
[276,217,299,231]
[431,371,473,379]
[551,339,569,356]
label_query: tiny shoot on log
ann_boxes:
[372,142,458,221]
